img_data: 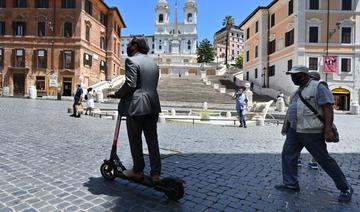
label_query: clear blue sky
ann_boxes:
[106,0,271,41]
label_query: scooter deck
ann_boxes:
[117,172,157,188]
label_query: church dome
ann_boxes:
[158,0,168,4]
[185,0,197,8]
[157,0,168,8]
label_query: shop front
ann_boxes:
[35,76,46,97]
[332,88,350,111]
[62,77,73,96]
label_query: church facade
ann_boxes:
[121,0,201,76]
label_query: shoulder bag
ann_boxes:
[298,91,339,143]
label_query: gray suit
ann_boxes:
[115,54,161,117]
[114,53,162,175]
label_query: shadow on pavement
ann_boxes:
[84,153,360,211]
[84,177,183,211]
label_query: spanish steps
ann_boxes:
[103,75,274,109]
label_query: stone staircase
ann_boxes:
[102,75,274,106]
[158,76,234,104]
[206,75,274,102]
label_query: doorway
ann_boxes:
[13,73,25,96]
[332,88,350,111]
[63,78,72,96]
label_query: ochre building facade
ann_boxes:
[0,0,125,97]
[240,0,360,111]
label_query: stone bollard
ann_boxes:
[2,87,10,96]
[351,102,360,115]
[201,72,207,79]
[112,114,117,120]
[276,97,285,112]
[203,102,208,110]
[220,87,226,93]
[96,91,104,103]
[213,84,219,89]
[254,116,265,126]
[226,111,232,118]
[171,109,176,116]
[29,86,37,99]
[206,80,211,86]
[158,114,166,123]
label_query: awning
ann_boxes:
[332,88,350,94]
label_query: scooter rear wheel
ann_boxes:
[100,162,117,181]
[162,179,184,201]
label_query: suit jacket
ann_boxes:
[115,53,161,117]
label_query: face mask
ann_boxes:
[127,47,134,57]
[291,74,303,86]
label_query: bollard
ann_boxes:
[203,102,208,110]
[96,91,104,103]
[351,102,360,115]
[158,114,166,123]
[29,86,37,99]
[2,87,10,96]
[276,97,285,112]
[171,109,176,116]
[226,111,232,118]
[256,118,265,126]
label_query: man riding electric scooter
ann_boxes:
[103,37,183,201]
[108,36,162,183]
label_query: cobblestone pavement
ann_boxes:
[0,97,359,212]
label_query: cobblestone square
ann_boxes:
[0,98,359,211]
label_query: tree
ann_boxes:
[222,16,235,68]
[234,54,243,69]
[197,39,215,63]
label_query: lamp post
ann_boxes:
[262,67,266,88]
[216,54,219,69]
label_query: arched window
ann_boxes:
[187,13,193,22]
[159,14,164,23]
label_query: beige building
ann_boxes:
[213,26,244,63]
[240,0,360,111]
[0,0,125,97]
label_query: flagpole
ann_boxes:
[325,0,330,82]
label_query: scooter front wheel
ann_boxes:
[100,162,117,181]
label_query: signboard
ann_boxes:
[323,56,337,74]
[49,73,57,87]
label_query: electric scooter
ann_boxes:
[100,115,184,201]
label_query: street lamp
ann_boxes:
[215,54,219,69]
[262,67,266,88]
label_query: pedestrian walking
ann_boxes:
[233,88,248,128]
[297,71,324,170]
[70,83,83,118]
[276,65,353,203]
[85,87,95,115]
[108,37,162,183]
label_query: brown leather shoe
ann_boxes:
[151,174,161,183]
[123,170,144,180]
